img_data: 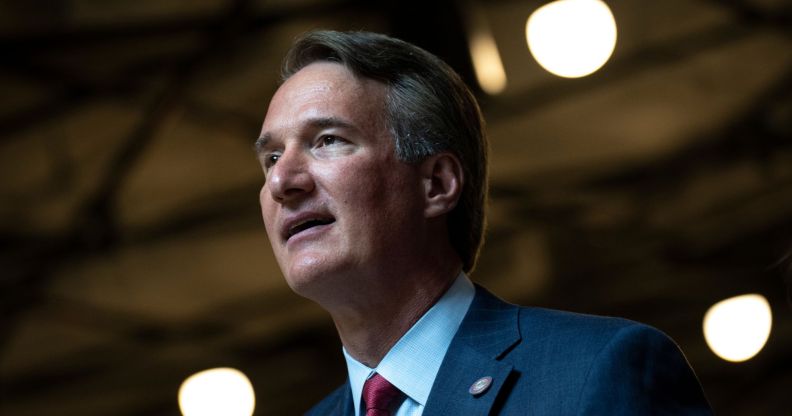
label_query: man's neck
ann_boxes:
[330,261,461,368]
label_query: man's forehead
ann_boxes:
[259,62,387,140]
[279,62,358,95]
[279,62,388,103]
[256,116,356,150]
[275,74,334,104]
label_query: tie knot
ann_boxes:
[362,373,402,415]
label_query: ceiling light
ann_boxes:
[703,294,772,362]
[470,29,508,95]
[526,0,617,78]
[179,367,256,416]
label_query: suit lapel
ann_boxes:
[336,382,354,416]
[423,285,522,415]
[306,381,354,416]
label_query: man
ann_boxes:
[256,30,711,415]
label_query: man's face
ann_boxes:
[257,62,425,300]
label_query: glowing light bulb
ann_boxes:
[470,29,508,95]
[526,0,617,78]
[703,294,772,362]
[178,368,255,416]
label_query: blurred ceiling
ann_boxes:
[1,0,791,414]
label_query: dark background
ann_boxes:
[1,0,790,414]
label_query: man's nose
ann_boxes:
[267,148,315,203]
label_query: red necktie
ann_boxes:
[362,373,402,416]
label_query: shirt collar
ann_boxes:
[343,272,475,414]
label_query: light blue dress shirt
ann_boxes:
[343,272,475,416]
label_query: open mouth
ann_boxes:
[287,217,335,240]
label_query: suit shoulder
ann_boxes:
[511,306,681,363]
[519,306,647,336]
[503,307,711,414]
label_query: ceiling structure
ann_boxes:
[1,0,790,414]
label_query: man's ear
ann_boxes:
[420,152,464,218]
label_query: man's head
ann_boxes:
[257,31,488,302]
[278,30,488,273]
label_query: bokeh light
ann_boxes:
[703,294,772,362]
[526,0,617,78]
[178,367,256,416]
[470,29,508,95]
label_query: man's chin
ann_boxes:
[283,260,344,300]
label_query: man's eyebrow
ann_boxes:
[255,117,355,152]
[308,116,355,130]
[254,133,271,153]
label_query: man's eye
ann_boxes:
[264,153,280,169]
[319,135,342,147]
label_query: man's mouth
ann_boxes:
[286,217,335,241]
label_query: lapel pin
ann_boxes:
[468,376,493,396]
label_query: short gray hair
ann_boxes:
[281,30,488,272]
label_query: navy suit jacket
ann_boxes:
[306,285,712,415]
